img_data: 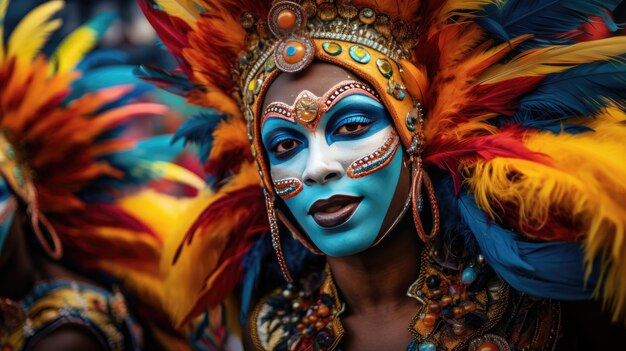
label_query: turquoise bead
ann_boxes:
[419,342,436,351]
[462,267,478,285]
[286,46,297,57]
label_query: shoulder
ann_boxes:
[31,324,106,351]
[16,281,142,351]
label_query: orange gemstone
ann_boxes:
[477,341,500,351]
[315,321,325,330]
[453,307,465,318]
[308,314,319,323]
[423,313,437,327]
[283,41,306,64]
[428,302,441,313]
[277,9,297,30]
[440,296,452,306]
[318,304,330,317]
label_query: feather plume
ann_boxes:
[465,110,626,321]
[478,36,626,84]
[154,0,200,26]
[50,12,117,73]
[512,56,626,129]
[163,162,266,328]
[0,0,8,62]
[476,0,621,50]
[458,191,599,300]
[7,1,64,64]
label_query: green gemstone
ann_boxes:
[406,116,417,132]
[265,56,277,72]
[362,8,374,18]
[376,58,393,78]
[322,42,343,56]
[349,45,371,64]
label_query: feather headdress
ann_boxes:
[0,1,203,349]
[138,0,626,329]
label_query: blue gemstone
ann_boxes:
[286,46,297,57]
[419,342,436,351]
[398,91,406,100]
[349,45,371,64]
[462,267,478,285]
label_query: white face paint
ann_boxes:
[261,81,403,257]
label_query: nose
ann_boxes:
[302,140,343,186]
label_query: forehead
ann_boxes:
[262,62,362,110]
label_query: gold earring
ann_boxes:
[264,191,294,283]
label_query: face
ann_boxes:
[0,176,17,255]
[261,63,408,257]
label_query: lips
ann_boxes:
[308,195,363,228]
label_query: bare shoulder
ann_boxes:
[31,324,106,351]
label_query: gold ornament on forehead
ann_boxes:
[295,94,318,123]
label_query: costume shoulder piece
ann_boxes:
[251,247,561,351]
[0,281,141,351]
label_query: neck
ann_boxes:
[326,214,423,314]
[0,214,80,300]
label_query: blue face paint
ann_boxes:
[262,92,402,257]
[0,177,17,254]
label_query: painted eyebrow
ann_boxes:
[324,93,385,122]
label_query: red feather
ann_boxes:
[425,127,550,193]
[461,76,545,118]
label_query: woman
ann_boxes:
[140,0,626,350]
[0,1,200,350]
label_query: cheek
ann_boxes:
[269,151,308,199]
[331,126,398,178]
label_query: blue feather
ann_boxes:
[513,56,626,129]
[134,64,195,97]
[77,50,129,71]
[69,65,153,105]
[457,191,599,300]
[477,0,621,50]
[173,112,225,163]
[240,237,272,325]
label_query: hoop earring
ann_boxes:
[28,205,63,260]
[264,191,294,283]
[410,157,440,243]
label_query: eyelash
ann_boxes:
[270,135,302,159]
[332,116,373,135]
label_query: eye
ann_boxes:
[272,138,302,158]
[335,122,370,135]
[333,116,373,137]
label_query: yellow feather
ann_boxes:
[151,161,206,190]
[154,0,200,26]
[466,110,626,322]
[7,1,64,63]
[478,36,626,84]
[50,26,97,73]
[0,0,9,62]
